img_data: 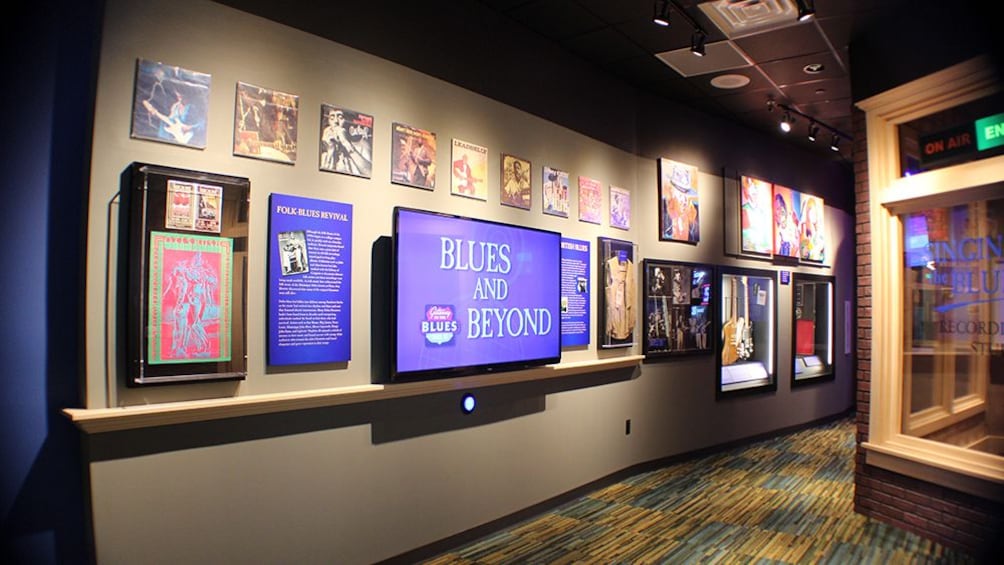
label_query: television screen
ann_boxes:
[392,207,562,380]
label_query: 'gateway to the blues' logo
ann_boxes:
[422,305,458,345]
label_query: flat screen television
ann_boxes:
[392,207,562,381]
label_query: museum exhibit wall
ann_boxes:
[81,0,854,562]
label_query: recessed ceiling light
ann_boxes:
[803,63,825,74]
[815,88,826,95]
[710,74,751,89]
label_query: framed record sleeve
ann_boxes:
[121,162,250,385]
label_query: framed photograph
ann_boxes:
[233,81,299,163]
[578,176,602,224]
[391,122,437,189]
[642,260,714,358]
[598,237,636,349]
[610,185,631,230]
[319,104,373,178]
[717,266,777,397]
[451,139,488,200]
[120,163,250,385]
[542,166,569,218]
[772,184,800,259]
[798,193,826,263]
[659,158,700,243]
[501,154,531,209]
[740,175,773,255]
[131,58,210,149]
[791,273,835,385]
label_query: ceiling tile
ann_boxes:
[573,0,650,25]
[656,40,753,78]
[615,16,692,53]
[562,27,649,63]
[691,67,775,98]
[780,78,851,105]
[713,85,784,114]
[758,50,846,87]
[733,21,831,63]
[507,0,606,41]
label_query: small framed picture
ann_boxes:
[391,122,437,190]
[319,104,373,178]
[451,139,488,200]
[234,81,299,163]
[610,185,631,230]
[542,166,569,218]
[578,176,602,224]
[131,59,211,149]
[501,154,531,209]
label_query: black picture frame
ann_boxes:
[598,236,636,349]
[642,259,715,359]
[716,266,777,398]
[120,162,250,385]
[791,273,836,386]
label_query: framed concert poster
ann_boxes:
[598,237,636,349]
[319,104,373,178]
[791,273,835,385]
[740,175,773,255]
[501,154,531,210]
[542,166,569,218]
[717,266,777,397]
[798,193,826,263]
[772,184,800,259]
[131,58,211,149]
[391,122,437,190]
[451,138,488,200]
[578,175,602,224]
[659,158,700,243]
[610,185,631,230]
[642,260,714,358]
[121,162,250,385]
[233,81,299,163]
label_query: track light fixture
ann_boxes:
[779,110,793,133]
[767,98,850,154]
[795,0,815,22]
[691,29,707,56]
[808,122,819,142]
[653,0,671,26]
[830,134,840,152]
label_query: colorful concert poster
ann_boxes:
[543,166,569,218]
[799,193,826,262]
[578,176,602,224]
[233,81,299,163]
[147,232,233,364]
[319,104,373,178]
[131,58,211,149]
[451,139,488,200]
[659,158,700,243]
[610,185,631,230]
[391,122,437,189]
[772,184,800,258]
[740,175,773,254]
[501,154,531,210]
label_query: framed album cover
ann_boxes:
[772,184,800,259]
[131,58,210,149]
[717,266,777,397]
[451,139,488,200]
[659,158,700,243]
[578,175,602,224]
[501,154,531,209]
[598,237,636,349]
[319,104,373,178]
[234,81,299,163]
[610,185,631,230]
[642,260,714,358]
[542,166,569,218]
[391,122,437,189]
[120,162,250,385]
[740,174,773,255]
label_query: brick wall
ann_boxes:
[851,108,1004,559]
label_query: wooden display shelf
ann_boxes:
[64,356,643,434]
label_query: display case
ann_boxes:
[120,162,250,385]
[642,259,714,358]
[791,273,835,385]
[717,266,777,396]
[598,237,637,349]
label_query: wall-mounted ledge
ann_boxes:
[64,356,643,434]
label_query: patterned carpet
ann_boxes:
[424,418,973,564]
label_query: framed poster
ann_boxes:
[659,158,700,243]
[791,273,835,385]
[131,59,210,149]
[598,237,636,349]
[717,266,777,397]
[610,185,631,230]
[451,139,488,200]
[267,194,352,366]
[642,260,714,358]
[740,175,773,255]
[798,193,826,263]
[501,154,531,209]
[542,166,569,218]
[319,104,373,178]
[121,163,249,385]
[560,238,590,347]
[233,81,299,163]
[578,176,602,224]
[391,122,437,189]
[772,184,800,259]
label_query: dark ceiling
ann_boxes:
[218,0,964,163]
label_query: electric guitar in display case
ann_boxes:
[736,277,754,361]
[721,277,740,366]
[142,100,194,145]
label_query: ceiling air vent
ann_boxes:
[699,0,804,39]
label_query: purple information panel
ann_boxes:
[268,193,352,365]
[393,208,561,378]
[560,238,590,347]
